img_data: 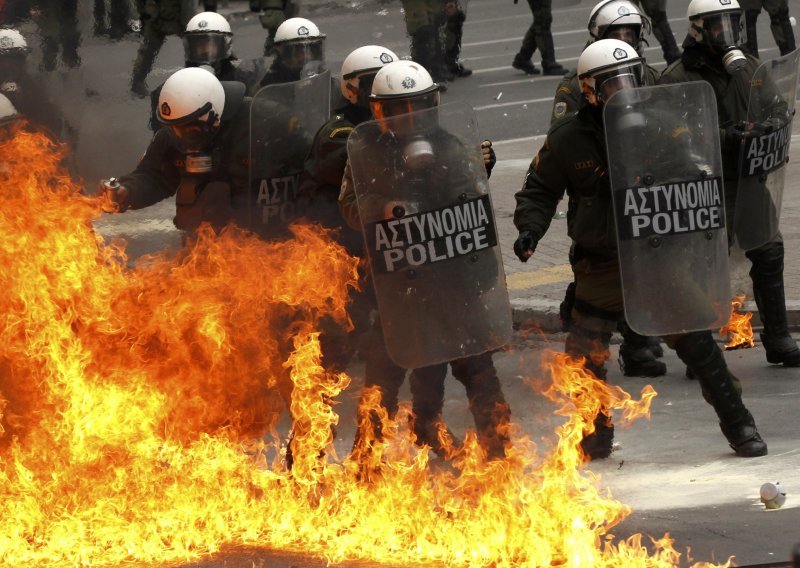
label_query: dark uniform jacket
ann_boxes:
[514,104,616,261]
[119,81,249,231]
[551,63,661,123]
[297,103,371,254]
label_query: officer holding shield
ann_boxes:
[340,60,511,462]
[551,1,668,380]
[513,39,768,460]
[660,0,800,368]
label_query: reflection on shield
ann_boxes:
[604,82,731,336]
[248,71,330,239]
[733,49,800,252]
[347,101,512,369]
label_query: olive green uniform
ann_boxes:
[513,103,766,457]
[659,38,800,366]
[739,0,796,57]
[401,0,449,80]
[131,0,194,92]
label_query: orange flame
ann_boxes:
[720,295,755,350]
[0,126,732,567]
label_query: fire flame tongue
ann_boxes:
[0,127,729,567]
[721,295,755,350]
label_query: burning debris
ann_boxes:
[720,295,755,350]
[0,126,731,567]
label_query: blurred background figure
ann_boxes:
[30,0,82,71]
[511,0,566,76]
[93,0,134,41]
[130,0,196,98]
[401,0,453,84]
[740,0,796,58]
[636,0,681,64]
[443,1,471,77]
[249,0,299,56]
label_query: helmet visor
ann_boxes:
[275,38,325,73]
[370,90,440,121]
[594,61,644,103]
[701,12,743,48]
[183,33,228,65]
[603,25,641,48]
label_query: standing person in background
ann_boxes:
[636,0,682,64]
[740,0,796,58]
[511,0,566,76]
[443,1,471,77]
[94,0,133,40]
[30,0,81,71]
[401,0,453,85]
[130,0,196,98]
[249,0,298,56]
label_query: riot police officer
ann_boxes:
[740,0,796,58]
[100,67,249,232]
[513,39,768,460]
[660,0,800,368]
[147,12,260,131]
[511,0,566,76]
[551,0,667,379]
[636,0,682,64]
[253,16,327,92]
[340,60,511,463]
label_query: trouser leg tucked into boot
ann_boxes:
[409,364,463,459]
[452,352,511,460]
[618,321,666,377]
[673,332,767,457]
[747,242,800,366]
[566,326,614,460]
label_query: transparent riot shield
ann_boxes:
[346,101,512,369]
[733,49,800,251]
[604,82,731,336]
[248,70,330,239]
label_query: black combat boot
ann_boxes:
[536,34,565,75]
[674,332,767,457]
[444,5,471,77]
[566,327,614,460]
[647,336,664,358]
[618,323,666,378]
[512,54,541,75]
[747,243,800,366]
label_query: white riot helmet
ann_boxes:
[687,0,746,73]
[588,0,650,52]
[369,60,440,136]
[0,93,17,124]
[0,29,30,56]
[157,67,226,153]
[340,45,399,105]
[578,38,645,107]
[273,17,326,75]
[183,12,233,67]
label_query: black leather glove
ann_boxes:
[513,230,536,262]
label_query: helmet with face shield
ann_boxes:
[578,38,645,107]
[687,0,746,72]
[157,67,225,155]
[0,93,20,144]
[183,12,233,68]
[340,45,399,107]
[369,60,440,129]
[0,28,31,82]
[587,0,650,53]
[273,17,326,76]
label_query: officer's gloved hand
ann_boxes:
[513,230,536,262]
[481,140,496,177]
[98,178,130,213]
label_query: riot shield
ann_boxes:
[604,82,731,336]
[346,101,512,369]
[248,70,330,239]
[733,49,800,251]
